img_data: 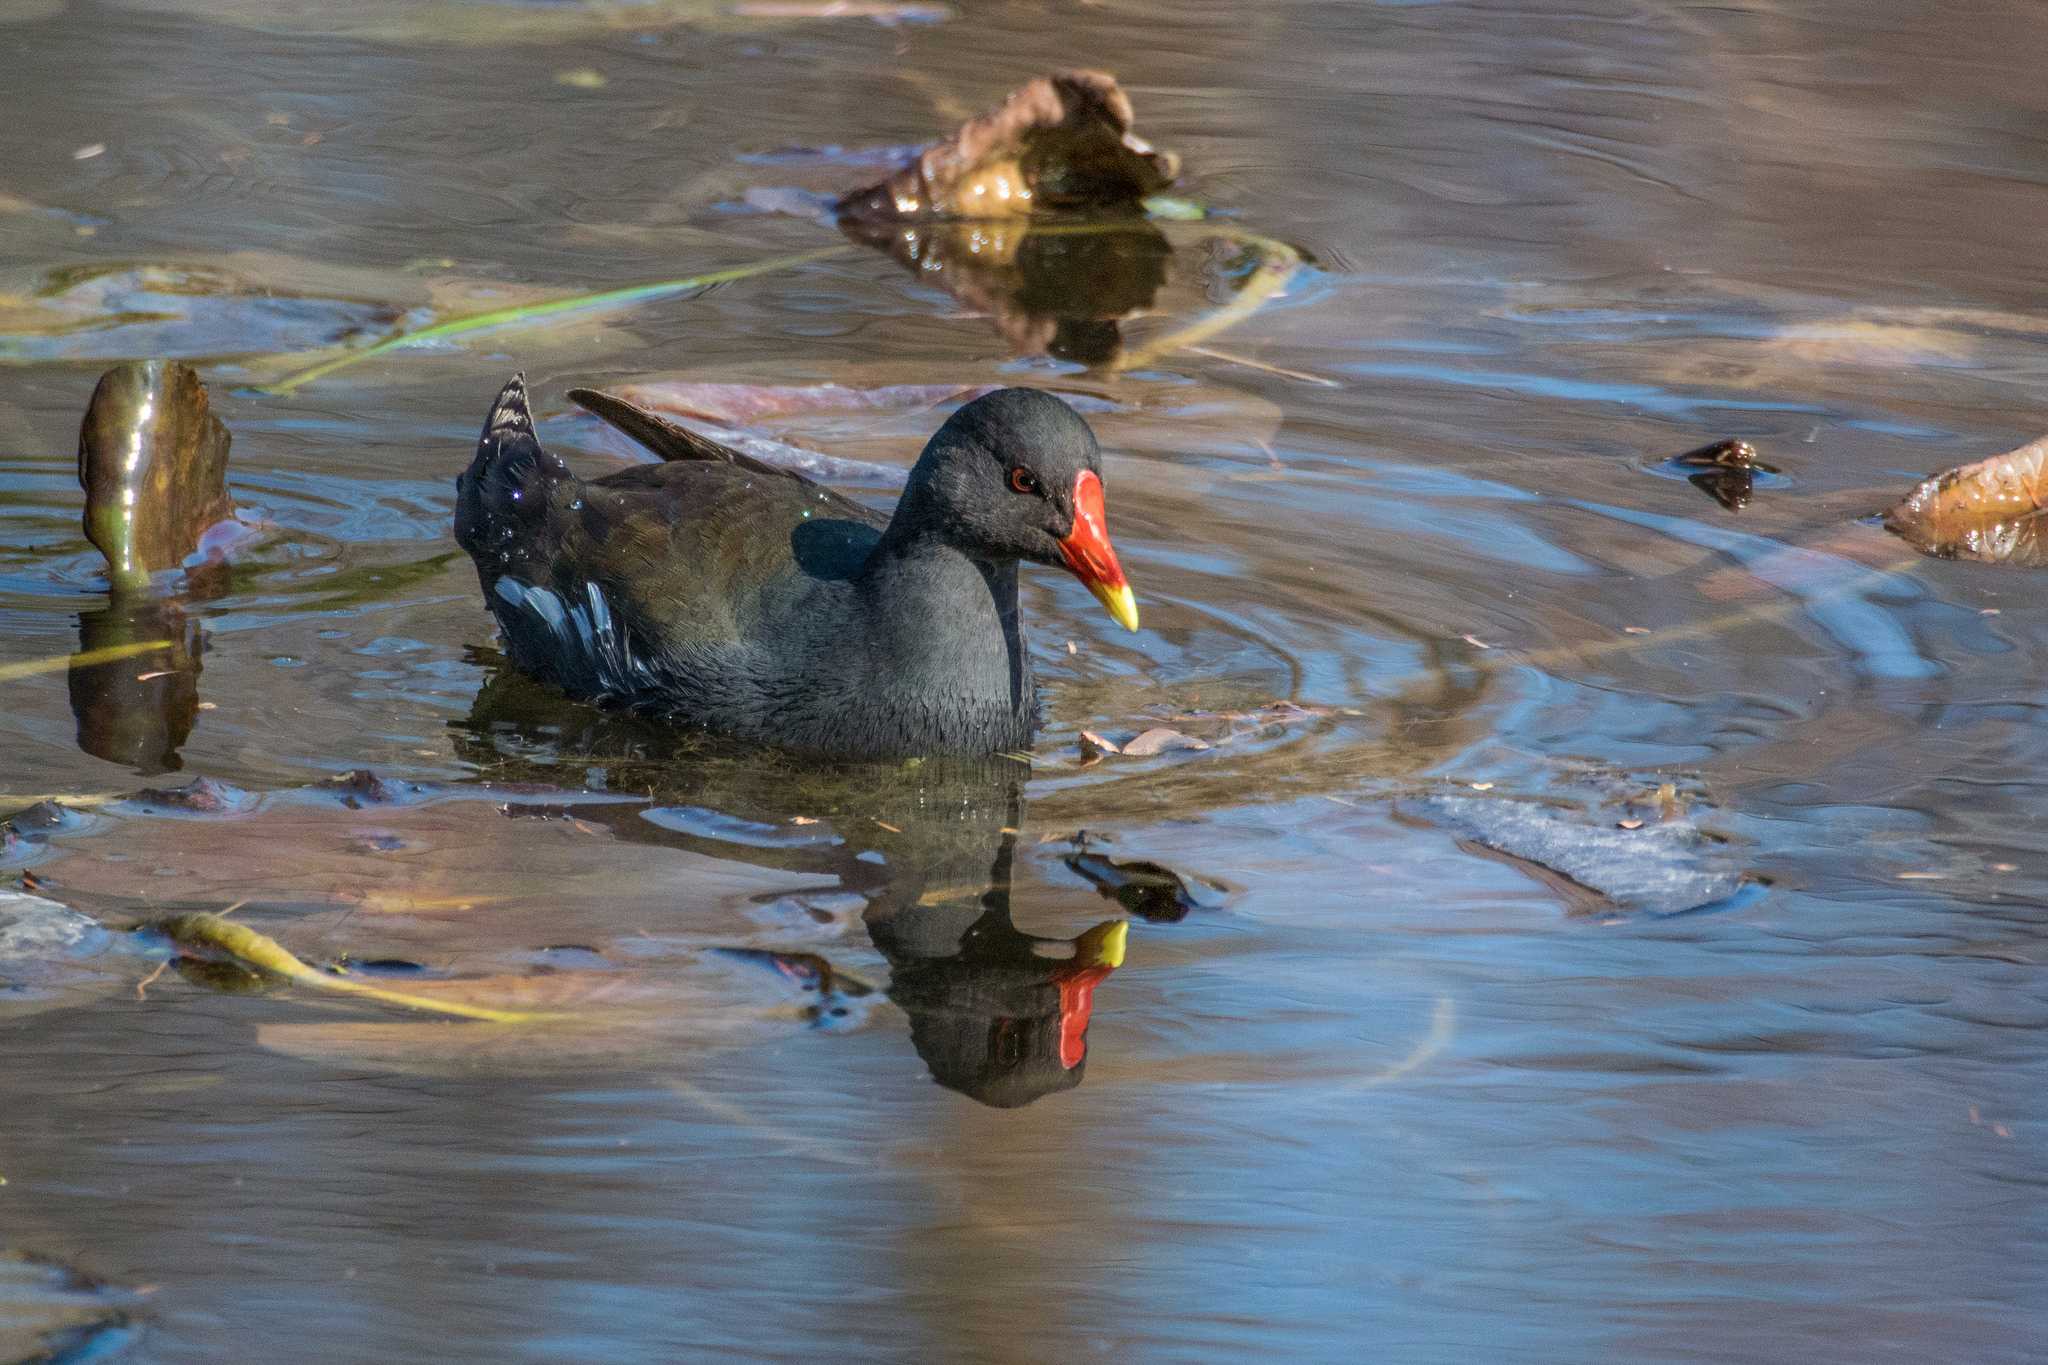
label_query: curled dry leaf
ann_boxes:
[1884,431,2048,567]
[1077,730,1122,763]
[835,70,1179,221]
[1077,727,1210,760]
[1119,726,1212,757]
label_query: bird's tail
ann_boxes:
[453,373,572,571]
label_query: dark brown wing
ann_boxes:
[567,387,806,482]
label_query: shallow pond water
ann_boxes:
[2,1,2046,1360]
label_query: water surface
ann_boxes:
[1,1,2045,1360]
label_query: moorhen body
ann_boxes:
[454,377,1138,758]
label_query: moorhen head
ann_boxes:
[874,905,1128,1108]
[454,377,1138,759]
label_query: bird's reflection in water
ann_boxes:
[840,214,1170,366]
[869,840,1127,1108]
[455,659,1140,1107]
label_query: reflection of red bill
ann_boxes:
[1058,470,1139,632]
[1053,919,1129,1069]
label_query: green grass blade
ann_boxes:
[260,246,853,396]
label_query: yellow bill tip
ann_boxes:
[1089,580,1140,633]
[1073,918,1129,969]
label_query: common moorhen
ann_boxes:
[454,376,1138,757]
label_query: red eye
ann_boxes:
[1008,466,1040,495]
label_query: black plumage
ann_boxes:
[453,375,1135,758]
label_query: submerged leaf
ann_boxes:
[1416,774,1753,917]
[0,891,115,1011]
[1884,431,2048,567]
[836,70,1179,221]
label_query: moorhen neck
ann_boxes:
[453,377,1138,759]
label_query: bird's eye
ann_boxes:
[1008,466,1041,496]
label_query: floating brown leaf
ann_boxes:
[1884,431,2048,567]
[1073,726,1213,761]
[835,71,1178,221]
[1118,726,1212,756]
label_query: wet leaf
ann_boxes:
[836,70,1179,221]
[115,774,253,816]
[26,756,916,1070]
[0,262,396,364]
[1883,431,2048,567]
[0,891,117,1016]
[1119,727,1212,756]
[76,361,236,589]
[1078,729,1123,758]
[1415,772,1753,917]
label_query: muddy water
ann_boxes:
[2,1,2046,1360]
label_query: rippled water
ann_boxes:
[2,1,2046,1360]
